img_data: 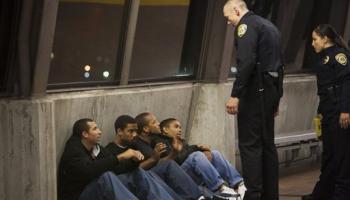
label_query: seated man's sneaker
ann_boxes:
[236,181,246,199]
[197,195,212,200]
[217,185,240,200]
[212,194,240,200]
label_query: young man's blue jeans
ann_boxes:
[79,170,176,200]
[79,171,138,200]
[150,159,203,199]
[181,150,243,191]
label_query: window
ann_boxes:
[129,0,192,82]
[0,0,20,93]
[49,0,125,85]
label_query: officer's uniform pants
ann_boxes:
[312,101,350,200]
[237,76,279,200]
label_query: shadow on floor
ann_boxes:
[279,162,320,200]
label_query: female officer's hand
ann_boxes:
[339,113,350,129]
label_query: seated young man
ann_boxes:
[58,118,176,200]
[106,115,213,200]
[159,118,247,199]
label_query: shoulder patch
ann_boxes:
[237,24,247,38]
[335,53,347,66]
[323,56,329,64]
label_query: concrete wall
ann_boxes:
[0,75,318,200]
[53,84,194,162]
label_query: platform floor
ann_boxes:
[279,163,320,200]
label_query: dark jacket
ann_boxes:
[174,140,201,165]
[105,142,140,171]
[148,134,202,165]
[57,136,126,200]
[232,11,283,98]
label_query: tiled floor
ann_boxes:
[279,163,320,200]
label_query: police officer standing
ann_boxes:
[304,24,350,200]
[223,0,283,199]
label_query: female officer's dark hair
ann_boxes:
[314,24,349,52]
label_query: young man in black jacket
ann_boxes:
[58,118,176,200]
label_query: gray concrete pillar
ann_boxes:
[186,83,236,163]
[0,100,56,200]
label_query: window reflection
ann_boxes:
[129,0,191,81]
[49,0,125,84]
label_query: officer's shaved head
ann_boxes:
[224,0,247,10]
[223,0,248,26]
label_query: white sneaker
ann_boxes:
[219,185,240,199]
[236,182,246,199]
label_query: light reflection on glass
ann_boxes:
[84,72,90,78]
[84,65,91,71]
[103,71,110,78]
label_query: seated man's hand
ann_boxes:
[202,151,212,162]
[117,149,144,162]
[152,142,167,160]
[197,144,210,151]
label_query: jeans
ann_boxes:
[118,168,177,200]
[181,151,243,191]
[79,170,176,200]
[79,171,138,200]
[150,159,203,199]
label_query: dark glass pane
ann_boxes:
[0,0,20,93]
[49,0,125,85]
[129,0,191,81]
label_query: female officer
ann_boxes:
[308,24,350,200]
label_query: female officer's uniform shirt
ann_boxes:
[317,45,350,114]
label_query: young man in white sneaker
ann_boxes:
[159,118,247,199]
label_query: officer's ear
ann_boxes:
[233,6,240,16]
[323,36,331,44]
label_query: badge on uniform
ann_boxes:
[335,53,347,66]
[323,56,329,64]
[237,24,247,37]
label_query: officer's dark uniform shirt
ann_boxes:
[231,11,283,98]
[316,45,350,114]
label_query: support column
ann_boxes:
[0,100,56,200]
